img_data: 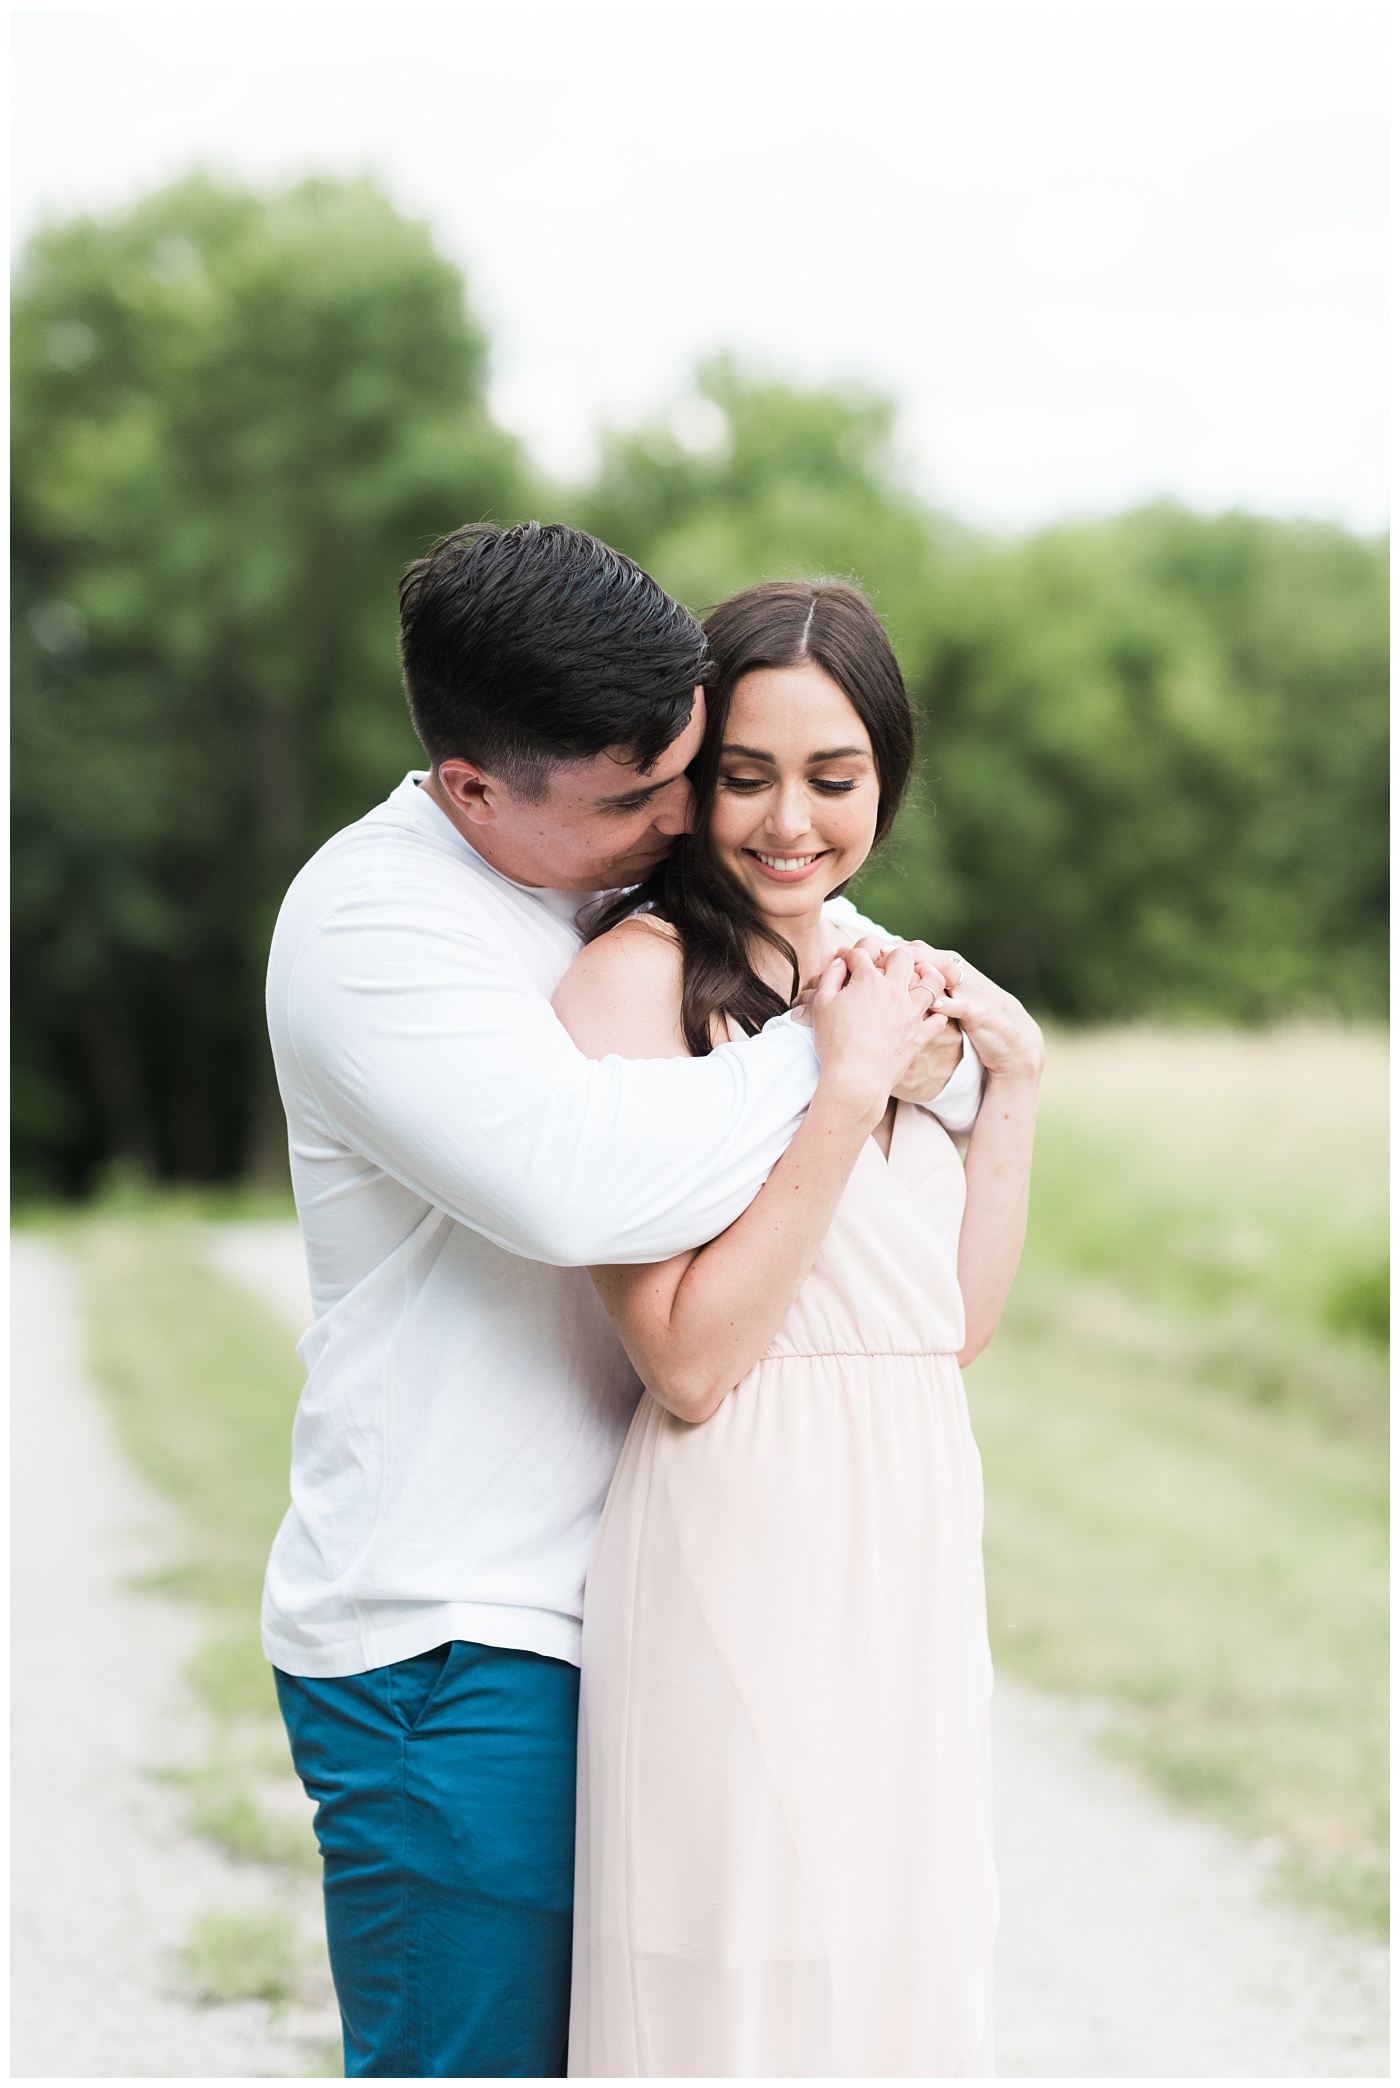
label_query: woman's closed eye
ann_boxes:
[720,774,860,795]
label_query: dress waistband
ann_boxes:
[759,1346,962,1363]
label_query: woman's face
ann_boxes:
[709,661,880,926]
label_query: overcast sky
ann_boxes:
[11,1,1389,531]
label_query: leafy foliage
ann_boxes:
[13,174,527,1189]
[887,506,1389,1019]
[579,354,949,662]
[11,183,1388,1192]
[580,367,1388,1022]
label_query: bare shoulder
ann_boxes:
[552,915,689,1060]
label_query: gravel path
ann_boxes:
[12,1224,1389,2077]
[992,1683,1388,2075]
[10,1235,337,2079]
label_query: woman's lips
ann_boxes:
[742,848,832,884]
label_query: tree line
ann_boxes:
[12,175,1387,1195]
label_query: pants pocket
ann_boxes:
[387,1641,453,1733]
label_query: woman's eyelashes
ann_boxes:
[719,774,860,796]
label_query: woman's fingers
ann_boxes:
[832,944,882,987]
[861,944,937,1020]
[879,942,918,993]
[930,976,1044,1081]
[878,938,1043,1077]
[871,937,969,1000]
[911,957,948,1005]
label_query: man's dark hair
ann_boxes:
[398,521,706,799]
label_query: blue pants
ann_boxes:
[275,1640,580,2078]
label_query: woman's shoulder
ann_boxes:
[574,911,684,977]
[601,909,683,952]
[552,913,689,1060]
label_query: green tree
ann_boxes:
[13,257,1387,1197]
[578,354,953,671]
[862,506,1388,1019]
[13,173,527,1192]
[580,364,1386,1021]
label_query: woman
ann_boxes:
[553,579,1043,2077]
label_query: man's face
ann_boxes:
[430,688,706,893]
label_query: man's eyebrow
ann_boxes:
[593,776,669,807]
[721,742,870,764]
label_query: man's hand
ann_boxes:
[891,1015,965,1102]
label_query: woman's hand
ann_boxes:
[876,940,965,1101]
[807,944,934,1130]
[917,949,1044,1085]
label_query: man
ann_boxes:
[265,521,982,2077]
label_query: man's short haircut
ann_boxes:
[398,521,707,800]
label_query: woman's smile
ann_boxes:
[743,847,834,882]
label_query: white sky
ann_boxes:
[10,0,1390,531]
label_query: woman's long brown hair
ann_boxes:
[586,579,916,1056]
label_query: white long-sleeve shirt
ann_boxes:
[261,773,983,1676]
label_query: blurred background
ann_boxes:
[10,0,1389,2073]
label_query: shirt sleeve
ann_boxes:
[273,880,820,1269]
[823,895,985,1135]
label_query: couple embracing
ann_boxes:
[263,521,1043,2078]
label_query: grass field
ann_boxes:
[968,1025,1388,1930]
[48,1024,1389,1938]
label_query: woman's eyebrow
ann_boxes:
[720,743,870,764]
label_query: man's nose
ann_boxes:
[651,776,695,836]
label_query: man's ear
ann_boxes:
[434,759,499,826]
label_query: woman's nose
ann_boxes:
[766,785,812,840]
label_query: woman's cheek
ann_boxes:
[832,793,879,858]
[710,799,754,853]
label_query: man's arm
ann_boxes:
[273,888,819,1269]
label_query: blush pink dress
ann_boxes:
[569,1101,998,2078]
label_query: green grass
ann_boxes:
[185,1909,299,2006]
[157,1757,322,1873]
[81,1217,305,1656]
[967,1024,1388,1931]
[76,1217,328,1878]
[58,1212,338,2060]
[16,1160,297,1233]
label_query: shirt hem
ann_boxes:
[262,1600,583,1678]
